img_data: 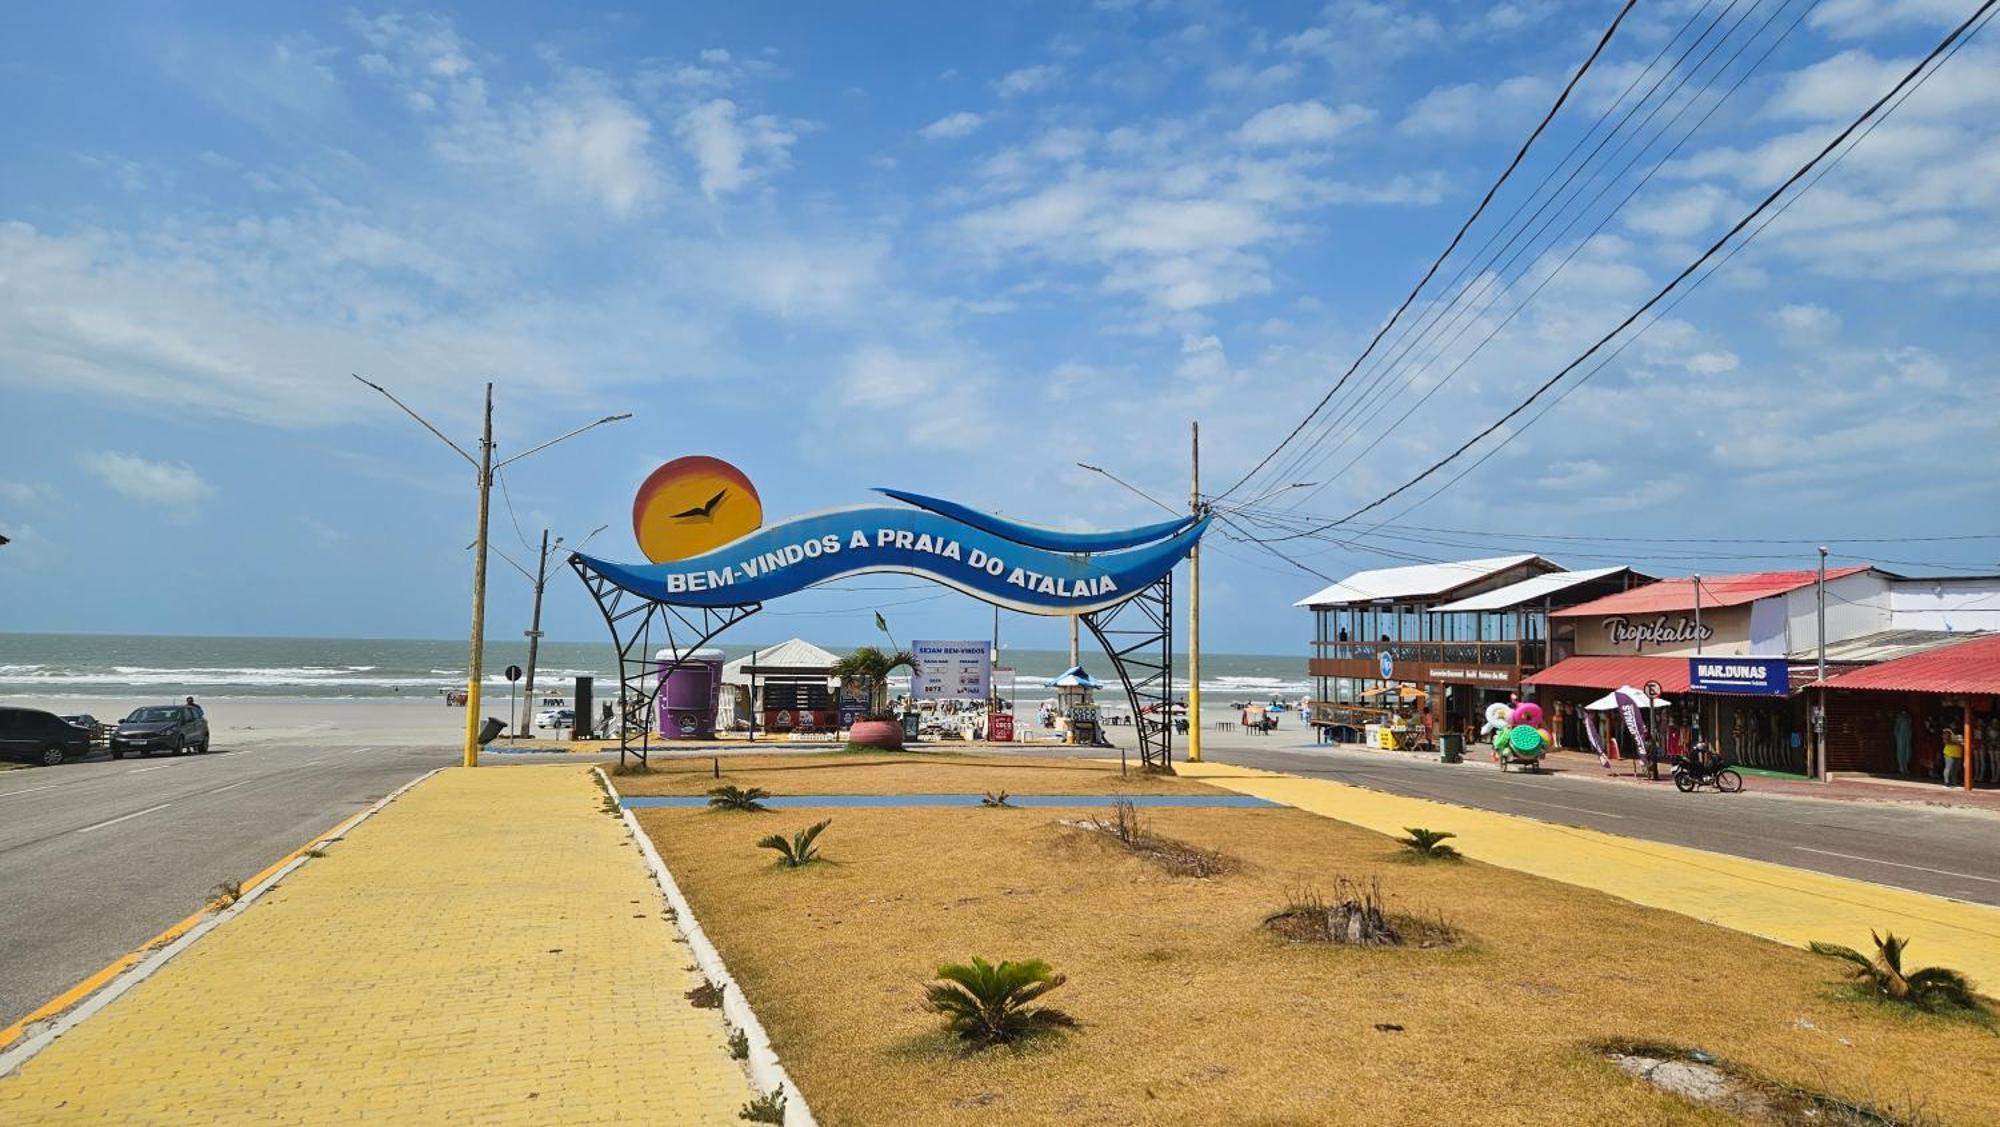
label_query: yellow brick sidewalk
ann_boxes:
[0,766,754,1123]
[1178,761,2000,990]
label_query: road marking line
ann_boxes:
[205,781,252,795]
[344,746,374,755]
[296,760,322,768]
[127,763,179,774]
[1504,797,1624,820]
[0,784,63,799]
[76,803,173,834]
[1794,847,2000,885]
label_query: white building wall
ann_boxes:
[1889,576,2000,632]
[1780,571,1891,652]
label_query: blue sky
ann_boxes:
[1,0,1995,654]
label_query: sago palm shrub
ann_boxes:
[1809,931,1985,1014]
[1399,827,1459,859]
[757,819,831,868]
[706,784,772,812]
[925,957,1077,1046]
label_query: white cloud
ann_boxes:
[1685,350,1740,375]
[520,85,664,217]
[1397,75,1552,137]
[1807,0,1970,38]
[1624,184,1734,239]
[81,451,214,505]
[0,480,51,505]
[1281,3,1441,63]
[1773,303,1841,338]
[675,98,798,200]
[1238,101,1375,147]
[994,65,1060,97]
[918,111,986,141]
[838,346,988,448]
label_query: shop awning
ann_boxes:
[1812,633,2000,693]
[1523,656,1690,694]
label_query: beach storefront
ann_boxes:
[1298,554,1564,739]
[1816,633,2000,790]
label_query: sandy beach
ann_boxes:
[0,694,480,748]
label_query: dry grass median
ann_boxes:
[633,753,1995,1125]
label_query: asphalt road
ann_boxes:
[0,738,470,1028]
[1121,736,2000,907]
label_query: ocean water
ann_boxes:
[0,633,1311,706]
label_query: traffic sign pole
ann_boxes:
[505,663,523,741]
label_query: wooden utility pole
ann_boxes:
[1188,421,1202,763]
[520,528,550,737]
[463,382,494,768]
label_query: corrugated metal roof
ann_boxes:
[1813,633,2000,693]
[1293,554,1548,608]
[1785,628,1991,665]
[1552,567,1873,618]
[722,638,842,674]
[1523,656,1692,693]
[1432,567,1637,613]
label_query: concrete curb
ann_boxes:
[0,766,446,1080]
[597,768,816,1127]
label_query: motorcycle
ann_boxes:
[1669,744,1743,793]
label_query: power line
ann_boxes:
[1215,0,1642,504]
[1251,0,1758,502]
[1267,0,1815,511]
[1352,0,1996,534]
[1279,0,1999,535]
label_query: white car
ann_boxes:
[535,708,575,731]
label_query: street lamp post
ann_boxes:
[352,373,629,767]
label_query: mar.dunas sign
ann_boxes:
[1687,656,1789,696]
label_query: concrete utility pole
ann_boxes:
[1816,546,1828,780]
[1188,420,1202,763]
[352,373,629,768]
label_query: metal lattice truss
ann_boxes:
[573,558,1177,773]
[571,555,760,768]
[1082,573,1174,772]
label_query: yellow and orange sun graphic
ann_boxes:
[631,456,763,563]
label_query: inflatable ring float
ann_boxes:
[1508,725,1546,755]
[1510,702,1543,728]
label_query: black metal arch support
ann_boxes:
[570,555,761,768]
[1082,572,1174,772]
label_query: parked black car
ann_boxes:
[111,705,211,758]
[0,707,94,766]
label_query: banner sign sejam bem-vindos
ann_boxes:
[577,490,1209,617]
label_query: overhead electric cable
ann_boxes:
[1351,1,1997,533]
[1214,0,1642,504]
[1273,0,1814,509]
[1268,0,1998,536]
[1250,0,1756,500]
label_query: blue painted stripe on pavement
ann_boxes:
[620,793,1279,809]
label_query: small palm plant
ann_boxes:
[980,790,1013,808]
[758,819,832,868]
[925,957,1077,1046]
[1400,827,1459,858]
[1809,931,1986,1013]
[707,785,772,812]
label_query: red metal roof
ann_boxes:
[1813,633,2000,694]
[1523,656,1691,693]
[1552,567,1872,618]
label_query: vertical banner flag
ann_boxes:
[1612,688,1651,763]
[911,640,992,699]
[1583,709,1609,767]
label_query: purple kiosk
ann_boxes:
[654,646,726,739]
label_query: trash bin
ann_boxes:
[477,716,507,745]
[1439,732,1464,764]
[901,712,921,741]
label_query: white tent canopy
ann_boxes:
[1584,686,1670,711]
[720,638,842,687]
